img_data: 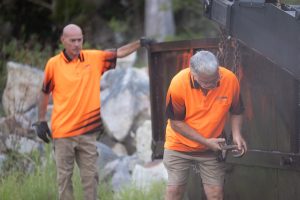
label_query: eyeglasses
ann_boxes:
[193,73,220,89]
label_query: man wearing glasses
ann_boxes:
[163,50,247,200]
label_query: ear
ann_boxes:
[60,35,64,44]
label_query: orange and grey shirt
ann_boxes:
[165,67,244,152]
[42,49,117,138]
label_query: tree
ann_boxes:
[145,0,175,42]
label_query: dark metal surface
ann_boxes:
[200,1,300,199]
[147,38,300,199]
[206,0,300,80]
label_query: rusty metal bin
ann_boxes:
[147,38,300,200]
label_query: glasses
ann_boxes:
[193,73,220,89]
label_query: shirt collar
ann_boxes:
[62,49,84,63]
[189,73,220,90]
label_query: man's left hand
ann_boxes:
[233,134,247,152]
[32,121,52,143]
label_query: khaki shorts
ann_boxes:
[163,149,226,186]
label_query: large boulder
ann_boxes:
[2,61,43,116]
[96,142,118,171]
[0,115,41,154]
[136,120,152,163]
[101,67,150,142]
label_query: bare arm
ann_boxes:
[170,120,225,151]
[231,114,247,151]
[38,91,50,121]
[117,40,141,58]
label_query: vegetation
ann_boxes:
[116,181,166,200]
[0,145,58,200]
[0,145,166,200]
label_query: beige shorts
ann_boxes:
[163,149,226,186]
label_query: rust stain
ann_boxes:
[176,49,193,70]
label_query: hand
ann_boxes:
[32,121,52,143]
[140,37,155,47]
[233,134,247,152]
[205,138,226,152]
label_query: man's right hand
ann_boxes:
[32,121,52,143]
[205,138,226,151]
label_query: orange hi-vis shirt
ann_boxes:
[42,50,117,139]
[165,67,244,152]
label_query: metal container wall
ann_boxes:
[147,39,300,200]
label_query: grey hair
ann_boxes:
[190,51,219,76]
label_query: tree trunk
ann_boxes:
[145,0,175,42]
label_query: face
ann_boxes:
[61,27,83,59]
[193,71,220,90]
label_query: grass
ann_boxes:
[0,145,166,200]
[116,181,166,200]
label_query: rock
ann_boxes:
[0,154,6,172]
[136,120,152,163]
[132,160,168,190]
[102,155,138,192]
[96,142,118,170]
[5,134,40,154]
[112,142,128,157]
[101,67,150,142]
[2,61,43,116]
[116,52,137,68]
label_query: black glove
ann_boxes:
[32,121,52,143]
[140,37,155,47]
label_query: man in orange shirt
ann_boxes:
[163,50,247,200]
[33,24,151,200]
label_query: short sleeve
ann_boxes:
[42,59,55,94]
[102,49,117,74]
[166,76,186,121]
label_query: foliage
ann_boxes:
[0,146,58,200]
[1,151,31,177]
[0,37,54,109]
[116,181,166,200]
[172,0,219,40]
[0,0,54,43]
[109,17,129,34]
[0,145,164,199]
[1,38,53,69]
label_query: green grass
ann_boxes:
[116,181,166,200]
[0,145,165,200]
[0,147,58,200]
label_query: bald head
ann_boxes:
[62,24,83,37]
[60,24,83,59]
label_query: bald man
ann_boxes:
[34,24,149,200]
